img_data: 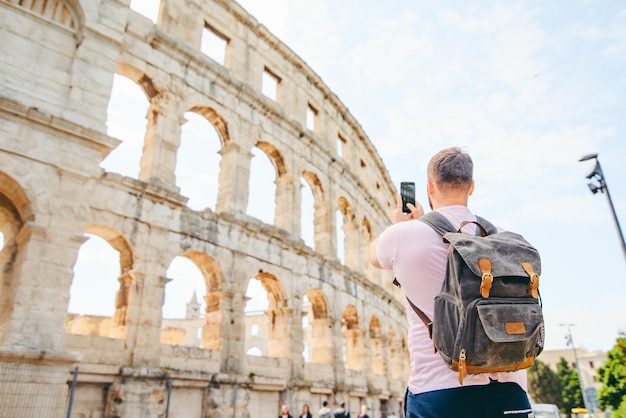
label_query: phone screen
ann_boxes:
[400,182,416,213]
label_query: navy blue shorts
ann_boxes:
[405,380,533,418]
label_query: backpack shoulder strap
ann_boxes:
[420,211,498,236]
[475,215,498,235]
[418,211,456,235]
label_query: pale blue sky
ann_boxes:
[71,0,626,353]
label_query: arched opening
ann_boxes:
[369,316,385,375]
[0,172,31,342]
[302,288,333,365]
[67,228,133,340]
[175,110,223,211]
[337,197,356,265]
[244,272,289,358]
[301,171,324,251]
[300,178,315,248]
[245,277,269,356]
[102,74,150,179]
[248,146,277,225]
[362,217,375,280]
[161,251,224,349]
[161,256,206,346]
[342,304,364,370]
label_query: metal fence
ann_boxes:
[0,363,176,418]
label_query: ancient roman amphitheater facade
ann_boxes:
[0,0,409,417]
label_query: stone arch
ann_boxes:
[175,106,228,211]
[0,172,31,342]
[183,250,224,349]
[302,171,324,201]
[245,271,290,358]
[302,170,327,252]
[255,141,286,178]
[117,63,160,100]
[0,171,32,224]
[342,303,364,370]
[66,225,134,339]
[303,288,333,365]
[6,0,81,30]
[85,225,133,273]
[188,106,230,147]
[369,315,385,375]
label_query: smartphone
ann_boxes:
[400,181,416,213]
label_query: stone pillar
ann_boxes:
[344,328,365,371]
[0,221,81,351]
[139,91,184,188]
[313,199,334,257]
[126,273,166,368]
[218,291,246,373]
[343,220,360,271]
[202,291,229,350]
[274,174,300,235]
[110,270,134,339]
[267,308,291,358]
[371,336,386,375]
[215,142,252,216]
[311,318,333,366]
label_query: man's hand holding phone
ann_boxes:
[393,182,423,223]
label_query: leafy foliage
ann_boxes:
[528,359,563,406]
[557,357,584,415]
[597,338,626,412]
[610,396,626,418]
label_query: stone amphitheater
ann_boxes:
[0,0,409,417]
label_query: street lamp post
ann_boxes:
[579,153,626,263]
[560,324,592,414]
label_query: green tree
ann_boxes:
[557,357,584,417]
[611,395,626,418]
[528,359,563,406]
[597,338,626,412]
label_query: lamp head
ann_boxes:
[579,153,598,162]
[588,183,602,194]
[586,162,602,179]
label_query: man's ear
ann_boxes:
[468,180,475,196]
[427,178,435,195]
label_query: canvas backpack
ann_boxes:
[406,211,544,384]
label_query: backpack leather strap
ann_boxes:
[393,278,434,340]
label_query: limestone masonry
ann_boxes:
[0,0,408,417]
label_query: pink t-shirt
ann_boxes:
[376,205,527,394]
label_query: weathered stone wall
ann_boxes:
[0,0,408,417]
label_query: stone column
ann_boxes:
[344,328,365,371]
[0,221,81,351]
[110,270,134,339]
[266,307,292,358]
[139,91,184,189]
[201,291,231,350]
[371,336,386,375]
[215,142,252,216]
[313,199,334,257]
[126,273,167,368]
[218,291,247,373]
[310,318,334,366]
[274,174,300,235]
[343,220,360,271]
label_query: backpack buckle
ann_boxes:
[478,258,493,298]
